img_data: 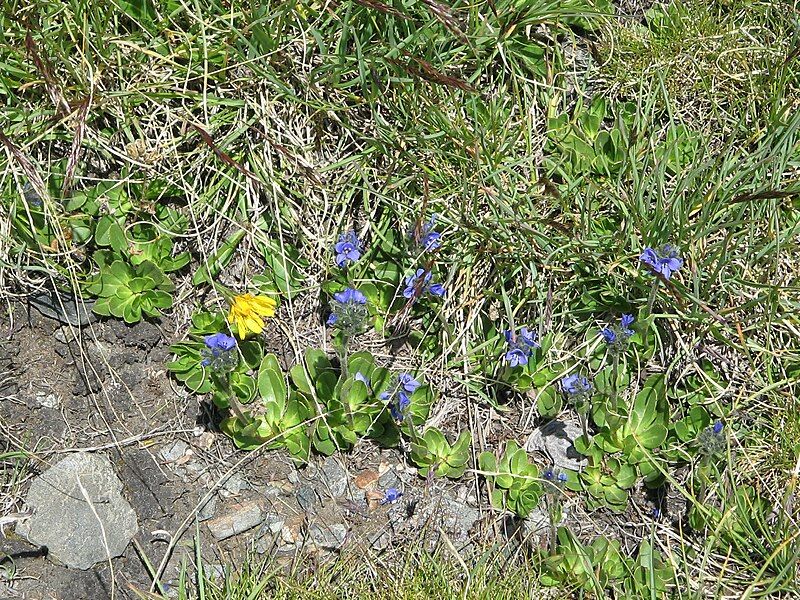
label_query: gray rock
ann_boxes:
[197,495,217,522]
[296,485,318,513]
[160,441,189,463]
[377,468,403,491]
[28,291,95,327]
[205,500,264,540]
[319,457,348,498]
[368,528,391,551]
[16,452,138,569]
[255,512,286,554]
[522,505,551,538]
[525,420,587,471]
[439,497,480,541]
[308,522,348,549]
[222,473,248,495]
[35,391,60,409]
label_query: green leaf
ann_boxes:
[258,354,287,410]
[193,229,246,286]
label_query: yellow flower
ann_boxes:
[228,294,276,338]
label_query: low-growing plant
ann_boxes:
[409,427,471,479]
[479,440,542,518]
[86,253,175,322]
[541,528,627,593]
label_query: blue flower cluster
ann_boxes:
[640,244,683,280]
[200,333,238,372]
[561,373,592,397]
[410,214,441,252]
[334,231,362,268]
[601,313,635,346]
[327,287,369,334]
[380,373,420,422]
[543,467,568,485]
[698,420,725,457]
[403,268,446,299]
[381,487,403,505]
[503,327,539,367]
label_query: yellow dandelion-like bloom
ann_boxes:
[228,294,276,338]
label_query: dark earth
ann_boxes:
[0,296,685,599]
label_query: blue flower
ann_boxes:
[200,333,238,371]
[620,314,635,335]
[390,391,411,421]
[557,472,568,483]
[204,332,236,351]
[384,374,419,421]
[640,245,684,280]
[713,421,723,434]
[334,288,367,305]
[380,488,403,505]
[602,314,636,347]
[327,287,369,333]
[334,231,362,268]
[410,215,442,251]
[420,215,442,251]
[562,373,592,396]
[503,326,539,368]
[518,327,539,348]
[403,268,446,299]
[398,373,420,394]
[354,372,370,386]
[504,347,529,368]
[543,468,554,480]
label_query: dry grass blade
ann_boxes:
[63,97,91,197]
[0,129,48,201]
[189,122,262,187]
[24,30,69,115]
[420,0,468,45]
[389,51,477,93]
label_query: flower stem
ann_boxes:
[217,375,247,425]
[646,278,659,317]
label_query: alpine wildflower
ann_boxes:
[403,268,446,298]
[562,373,592,398]
[200,333,238,372]
[503,327,539,368]
[601,314,635,348]
[229,294,277,338]
[411,215,442,251]
[334,231,362,268]
[381,373,420,422]
[381,488,403,505]
[698,421,725,457]
[327,287,369,334]
[640,244,684,280]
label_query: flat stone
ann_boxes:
[206,500,263,540]
[308,522,348,549]
[525,420,587,471]
[221,473,248,495]
[28,290,95,327]
[160,441,190,463]
[16,452,138,570]
[439,497,480,541]
[197,494,217,522]
[35,391,60,409]
[255,512,287,554]
[319,457,348,498]
[296,485,317,513]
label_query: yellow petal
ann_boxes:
[245,315,264,335]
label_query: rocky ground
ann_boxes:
[0,295,551,599]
